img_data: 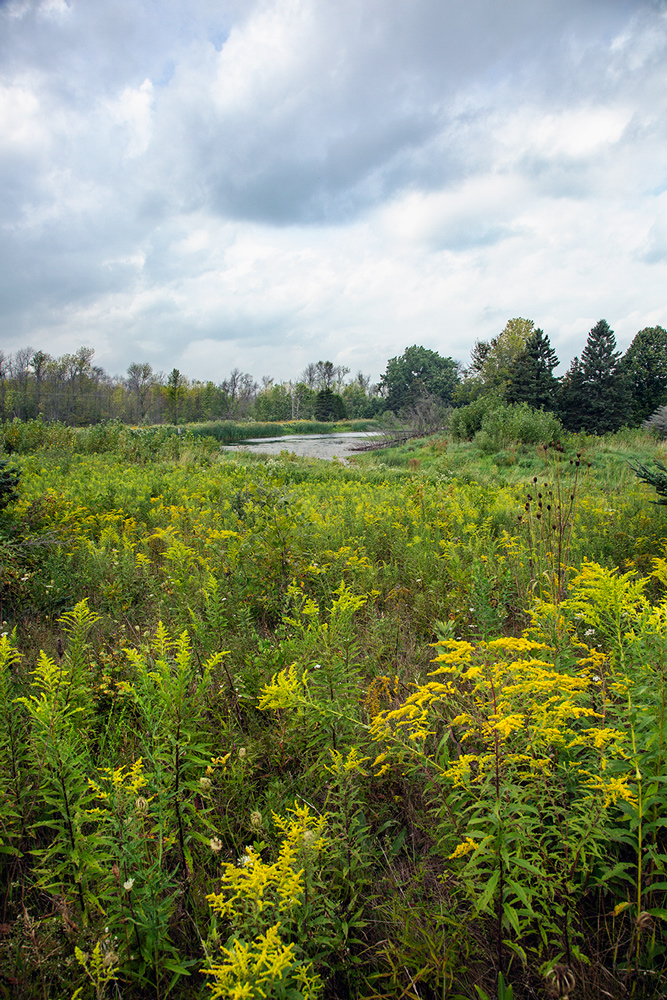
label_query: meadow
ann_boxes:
[1,418,667,999]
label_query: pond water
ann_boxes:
[222,431,382,461]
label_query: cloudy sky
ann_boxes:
[1,0,666,384]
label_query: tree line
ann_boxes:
[459,318,667,433]
[0,350,383,426]
[378,319,667,435]
[1,318,665,431]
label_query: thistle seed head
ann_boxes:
[547,964,576,999]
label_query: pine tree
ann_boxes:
[621,325,667,424]
[314,388,347,421]
[505,328,559,409]
[558,320,630,433]
[630,460,667,505]
[558,356,586,432]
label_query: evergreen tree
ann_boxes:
[314,388,346,421]
[557,356,586,431]
[505,328,559,409]
[621,325,667,424]
[479,317,534,392]
[558,320,630,433]
[457,318,534,403]
[165,368,188,423]
[630,460,667,505]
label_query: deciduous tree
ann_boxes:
[126,362,158,422]
[458,318,534,402]
[380,345,460,413]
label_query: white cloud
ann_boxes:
[0,0,665,383]
[105,79,154,158]
[0,81,45,150]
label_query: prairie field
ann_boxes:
[2,420,667,999]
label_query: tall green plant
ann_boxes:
[87,624,226,995]
[0,633,30,901]
[17,601,101,916]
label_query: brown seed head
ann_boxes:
[547,963,576,998]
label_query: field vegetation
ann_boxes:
[2,409,667,999]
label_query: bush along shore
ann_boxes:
[2,413,667,1000]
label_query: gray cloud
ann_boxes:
[0,0,665,380]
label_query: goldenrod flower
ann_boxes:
[448,837,479,860]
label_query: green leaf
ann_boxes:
[503,903,522,936]
[475,870,500,915]
[506,878,534,914]
[390,827,407,857]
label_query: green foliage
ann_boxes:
[0,632,29,867]
[630,459,667,505]
[4,421,667,997]
[474,402,563,453]
[379,344,461,413]
[313,389,347,422]
[0,457,21,510]
[480,317,534,389]
[559,320,631,434]
[621,325,667,425]
[450,395,502,440]
[450,398,562,452]
[254,383,295,422]
[461,319,535,402]
[16,601,101,915]
[505,327,559,410]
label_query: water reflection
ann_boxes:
[222,431,382,461]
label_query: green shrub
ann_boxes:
[0,418,73,454]
[449,395,499,440]
[474,401,563,453]
[0,458,21,510]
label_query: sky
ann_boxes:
[1,0,666,385]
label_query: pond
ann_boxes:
[222,431,382,461]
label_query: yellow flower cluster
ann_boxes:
[257,663,308,712]
[323,746,370,777]
[206,803,326,921]
[205,924,321,1000]
[369,634,631,799]
[88,758,147,801]
[205,803,326,999]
